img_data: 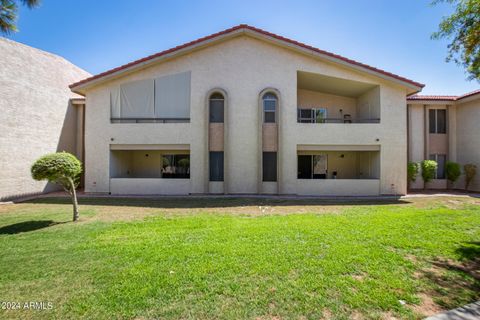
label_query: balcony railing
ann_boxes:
[111,117,190,123]
[298,118,380,124]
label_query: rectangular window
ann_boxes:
[297,108,327,123]
[297,155,312,179]
[437,109,446,133]
[209,152,224,181]
[429,154,446,179]
[209,99,224,123]
[298,155,328,179]
[298,109,314,123]
[161,154,190,179]
[429,109,447,134]
[262,152,277,182]
[263,99,276,123]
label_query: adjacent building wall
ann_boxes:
[456,98,480,191]
[0,38,90,200]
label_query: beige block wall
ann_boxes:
[0,38,90,200]
[408,104,425,189]
[83,35,410,196]
[408,104,453,190]
[456,99,480,191]
[357,86,381,119]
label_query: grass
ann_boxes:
[0,196,479,319]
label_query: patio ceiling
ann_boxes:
[297,71,377,98]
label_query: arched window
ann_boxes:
[262,92,277,123]
[209,92,224,123]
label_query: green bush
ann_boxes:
[407,162,420,188]
[31,152,82,221]
[445,161,461,186]
[421,160,437,188]
[464,164,477,191]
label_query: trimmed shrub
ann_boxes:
[464,164,477,191]
[407,162,420,188]
[31,152,82,221]
[445,161,461,187]
[421,160,437,188]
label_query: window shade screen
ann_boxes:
[155,71,191,118]
[120,79,155,118]
[110,87,121,118]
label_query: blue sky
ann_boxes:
[5,0,479,95]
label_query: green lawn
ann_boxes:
[0,196,479,319]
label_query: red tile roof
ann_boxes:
[407,89,480,102]
[407,95,457,101]
[70,24,424,91]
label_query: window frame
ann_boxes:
[429,154,446,179]
[209,151,224,182]
[161,154,190,179]
[298,154,328,179]
[209,93,225,123]
[262,93,277,124]
[262,152,277,182]
[429,109,447,134]
[297,108,327,123]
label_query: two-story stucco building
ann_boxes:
[407,90,480,191]
[69,25,427,196]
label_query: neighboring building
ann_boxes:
[70,25,425,196]
[407,90,480,191]
[0,37,90,200]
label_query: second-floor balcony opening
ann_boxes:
[297,71,380,124]
[110,71,191,123]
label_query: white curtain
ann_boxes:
[110,87,121,118]
[119,79,155,118]
[155,71,191,119]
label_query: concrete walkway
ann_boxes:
[425,301,480,320]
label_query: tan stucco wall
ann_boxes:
[456,99,480,191]
[297,89,356,118]
[0,38,90,200]
[83,35,409,195]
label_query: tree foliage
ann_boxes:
[421,160,438,187]
[432,0,480,80]
[464,163,477,190]
[31,152,82,221]
[407,162,420,188]
[0,0,40,34]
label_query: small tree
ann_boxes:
[407,162,420,189]
[445,161,461,189]
[31,152,82,221]
[464,163,477,191]
[421,160,437,189]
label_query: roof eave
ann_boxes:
[70,25,425,95]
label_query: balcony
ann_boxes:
[297,71,381,124]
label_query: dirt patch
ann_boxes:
[411,293,444,318]
[410,255,480,316]
[321,309,333,320]
[432,258,480,281]
[351,272,367,281]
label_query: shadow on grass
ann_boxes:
[0,220,65,235]
[418,242,480,310]
[23,196,411,209]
